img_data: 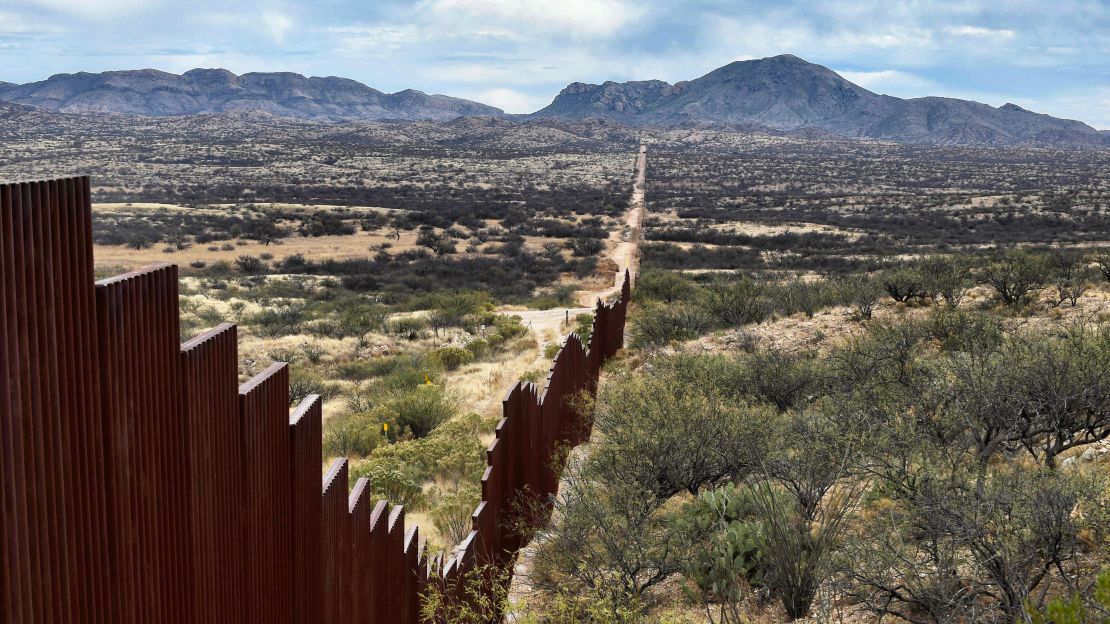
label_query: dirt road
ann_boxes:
[505,144,647,340]
[577,143,647,307]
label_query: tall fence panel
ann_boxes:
[290,395,324,624]
[321,458,350,624]
[239,363,295,624]
[96,264,193,622]
[181,323,246,624]
[0,174,632,623]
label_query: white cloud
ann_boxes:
[836,69,941,96]
[262,12,293,44]
[15,0,159,20]
[327,25,424,57]
[466,86,547,113]
[424,0,643,38]
[943,25,1016,40]
[1007,88,1110,130]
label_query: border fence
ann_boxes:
[0,176,631,623]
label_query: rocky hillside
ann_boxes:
[0,68,503,122]
[532,55,1108,147]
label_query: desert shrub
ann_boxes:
[1096,252,1110,282]
[423,291,490,330]
[491,313,528,341]
[1026,567,1110,624]
[981,249,1050,306]
[697,279,771,328]
[1049,250,1091,307]
[250,303,306,338]
[361,413,486,486]
[388,315,429,340]
[570,237,604,257]
[376,384,458,439]
[880,266,927,303]
[287,367,341,407]
[463,338,489,359]
[375,356,440,391]
[300,341,324,364]
[362,463,425,510]
[431,347,474,371]
[630,302,712,348]
[235,255,266,274]
[544,342,561,359]
[776,279,837,318]
[334,360,380,382]
[919,255,973,308]
[636,269,695,303]
[520,368,545,384]
[430,486,481,547]
[316,304,388,339]
[573,313,594,343]
[420,563,514,624]
[322,411,380,458]
[732,349,824,412]
[837,274,881,320]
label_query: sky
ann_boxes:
[1,0,1108,129]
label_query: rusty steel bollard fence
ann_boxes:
[0,175,631,623]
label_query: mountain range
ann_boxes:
[1,56,1106,147]
[532,55,1108,147]
[0,68,502,121]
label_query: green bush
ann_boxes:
[376,384,458,439]
[322,412,380,458]
[636,269,695,303]
[918,255,973,308]
[698,280,771,328]
[520,368,545,384]
[430,486,481,546]
[544,342,561,359]
[235,255,266,274]
[631,302,712,348]
[880,266,928,303]
[350,461,425,510]
[837,274,881,320]
[981,249,1050,307]
[463,338,489,359]
[432,346,474,371]
[287,367,342,407]
[334,360,379,382]
[249,303,306,338]
[359,412,486,486]
[388,315,429,339]
[574,313,594,343]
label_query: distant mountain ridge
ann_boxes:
[532,55,1108,147]
[0,68,502,121]
[2,57,1106,147]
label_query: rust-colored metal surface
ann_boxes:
[291,394,324,624]
[0,175,630,623]
[181,323,246,624]
[321,458,350,624]
[239,362,294,624]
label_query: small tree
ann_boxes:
[881,266,927,303]
[1095,252,1110,282]
[1049,250,1090,307]
[919,255,973,308]
[235,254,266,274]
[981,249,1049,307]
[839,275,881,321]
